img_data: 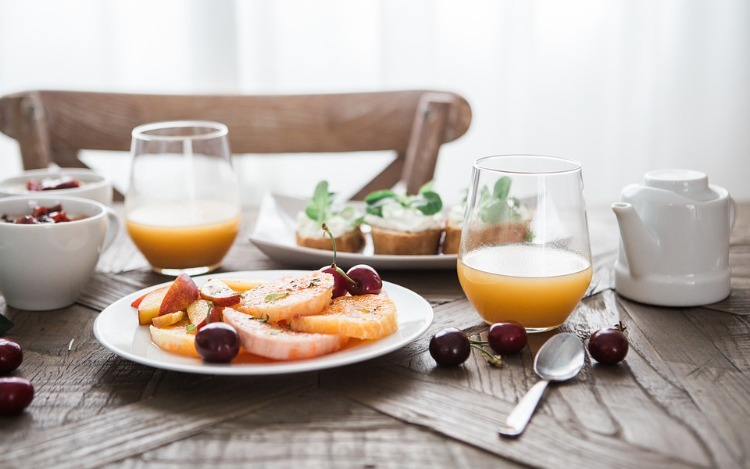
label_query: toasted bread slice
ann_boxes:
[370,227,442,255]
[442,220,461,254]
[462,221,530,251]
[289,294,398,340]
[233,271,334,323]
[296,228,364,253]
[223,308,347,360]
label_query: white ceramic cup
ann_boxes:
[0,195,120,311]
[0,168,113,206]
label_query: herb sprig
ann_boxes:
[477,177,523,224]
[304,180,358,224]
[365,181,443,217]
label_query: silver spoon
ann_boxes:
[498,332,585,437]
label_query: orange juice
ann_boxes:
[457,244,592,331]
[126,201,240,272]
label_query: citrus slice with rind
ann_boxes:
[149,319,198,358]
[289,294,398,340]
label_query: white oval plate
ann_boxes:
[249,193,458,270]
[93,270,433,375]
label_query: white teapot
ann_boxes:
[611,169,735,306]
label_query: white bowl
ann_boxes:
[0,168,112,206]
[0,195,120,310]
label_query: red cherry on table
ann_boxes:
[487,322,528,354]
[0,377,34,415]
[588,327,629,364]
[0,339,23,374]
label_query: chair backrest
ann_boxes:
[0,90,471,199]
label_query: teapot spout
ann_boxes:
[611,202,659,277]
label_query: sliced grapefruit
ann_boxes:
[289,294,398,340]
[233,271,333,323]
[223,308,346,360]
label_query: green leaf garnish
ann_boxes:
[413,191,443,215]
[264,292,289,302]
[477,176,523,224]
[364,181,443,216]
[186,323,197,333]
[493,177,511,199]
[305,180,333,223]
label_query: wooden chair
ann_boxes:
[0,90,471,200]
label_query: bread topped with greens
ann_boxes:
[296,181,364,253]
[363,183,445,255]
[453,176,531,253]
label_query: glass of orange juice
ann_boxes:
[457,155,592,332]
[125,121,241,276]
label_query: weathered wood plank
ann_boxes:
[2,374,316,469]
[321,364,703,469]
[105,390,524,469]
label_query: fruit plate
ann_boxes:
[249,193,458,270]
[93,270,433,375]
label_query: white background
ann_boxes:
[1,0,748,208]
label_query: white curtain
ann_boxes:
[1,0,748,207]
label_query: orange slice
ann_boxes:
[289,294,398,340]
[233,271,334,323]
[220,278,266,292]
[149,320,198,358]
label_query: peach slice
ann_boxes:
[200,278,241,306]
[151,310,184,328]
[137,286,170,325]
[159,273,199,316]
[186,299,221,329]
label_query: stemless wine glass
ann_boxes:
[125,121,241,276]
[457,155,592,333]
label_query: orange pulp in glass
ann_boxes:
[457,244,592,331]
[126,201,240,270]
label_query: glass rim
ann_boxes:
[474,154,582,175]
[132,120,228,142]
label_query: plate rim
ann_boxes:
[93,270,434,375]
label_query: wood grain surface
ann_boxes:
[0,203,747,468]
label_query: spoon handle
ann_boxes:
[498,379,550,437]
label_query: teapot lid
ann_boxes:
[644,169,717,201]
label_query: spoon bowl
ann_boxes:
[498,332,585,437]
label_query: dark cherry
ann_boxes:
[0,377,34,415]
[487,322,528,354]
[588,327,629,365]
[0,339,23,374]
[321,266,349,299]
[429,328,471,366]
[345,264,383,295]
[195,322,240,363]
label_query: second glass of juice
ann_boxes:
[457,155,592,333]
[126,121,241,276]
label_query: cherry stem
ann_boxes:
[322,223,358,286]
[470,343,503,367]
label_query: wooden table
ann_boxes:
[1,203,748,469]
